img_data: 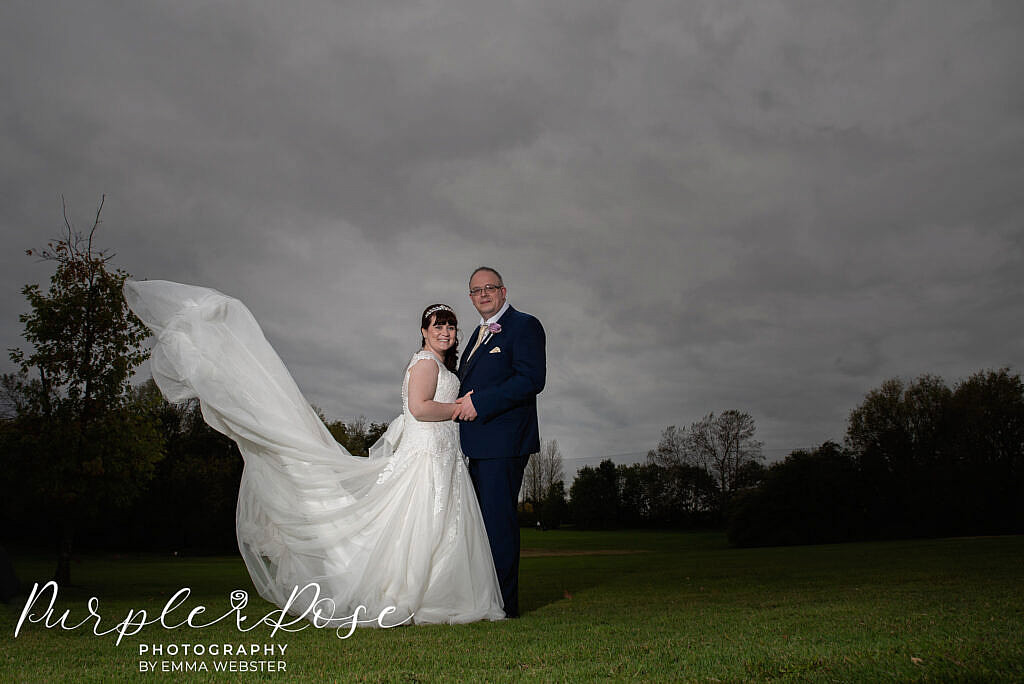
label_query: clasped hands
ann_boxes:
[452,391,477,421]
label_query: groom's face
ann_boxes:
[469,270,506,319]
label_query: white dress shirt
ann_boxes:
[480,300,511,326]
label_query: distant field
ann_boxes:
[1,530,1022,681]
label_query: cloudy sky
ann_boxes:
[2,1,1022,472]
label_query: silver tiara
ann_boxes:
[425,304,454,317]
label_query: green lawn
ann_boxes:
[1,531,1022,682]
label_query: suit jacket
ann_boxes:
[458,306,546,460]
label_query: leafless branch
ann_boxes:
[87,194,105,256]
[61,194,74,245]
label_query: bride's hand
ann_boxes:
[452,391,472,420]
[453,391,477,421]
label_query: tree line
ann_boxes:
[567,410,764,529]
[728,370,1024,546]
[561,371,1024,545]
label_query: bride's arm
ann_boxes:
[407,359,457,421]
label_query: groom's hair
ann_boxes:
[469,266,503,285]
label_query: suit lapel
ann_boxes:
[460,308,513,381]
[459,325,483,380]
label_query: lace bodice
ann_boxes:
[373,351,464,518]
[402,350,460,410]
[398,350,460,450]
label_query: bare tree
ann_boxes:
[522,439,565,502]
[688,410,763,500]
[646,425,691,468]
[540,439,565,488]
[522,455,543,503]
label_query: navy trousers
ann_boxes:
[468,455,529,618]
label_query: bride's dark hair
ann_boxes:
[420,304,459,372]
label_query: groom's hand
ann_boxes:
[454,393,477,421]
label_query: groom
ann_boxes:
[453,267,546,618]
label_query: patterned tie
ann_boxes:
[467,324,489,359]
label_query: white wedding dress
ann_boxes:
[123,280,504,625]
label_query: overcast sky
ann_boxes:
[2,1,1022,473]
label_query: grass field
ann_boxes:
[1,530,1022,682]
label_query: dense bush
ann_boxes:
[728,442,865,546]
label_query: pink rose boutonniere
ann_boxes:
[483,322,502,344]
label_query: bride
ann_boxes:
[123,280,505,625]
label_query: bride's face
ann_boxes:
[422,316,456,357]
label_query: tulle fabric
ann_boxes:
[124,280,504,625]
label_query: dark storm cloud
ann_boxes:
[2,1,1022,469]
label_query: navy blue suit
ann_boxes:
[458,306,545,617]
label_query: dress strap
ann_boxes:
[408,350,443,370]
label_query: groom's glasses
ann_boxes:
[469,284,504,297]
